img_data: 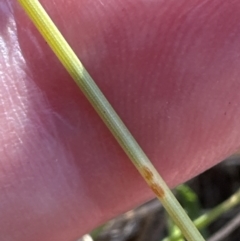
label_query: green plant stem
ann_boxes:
[18,1,205,240]
[163,188,240,241]
[166,184,208,241]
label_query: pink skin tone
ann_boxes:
[1,0,240,240]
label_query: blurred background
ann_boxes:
[78,153,240,241]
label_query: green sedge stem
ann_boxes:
[163,189,240,241]
[195,189,240,229]
[17,1,205,240]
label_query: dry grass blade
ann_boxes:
[163,189,240,241]
[207,212,240,241]
[17,1,205,240]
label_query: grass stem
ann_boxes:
[163,189,240,241]
[17,1,205,240]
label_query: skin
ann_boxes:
[1,0,240,240]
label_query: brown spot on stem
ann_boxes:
[142,166,154,181]
[150,183,165,198]
[141,166,165,198]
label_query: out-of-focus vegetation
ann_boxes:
[78,155,240,241]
